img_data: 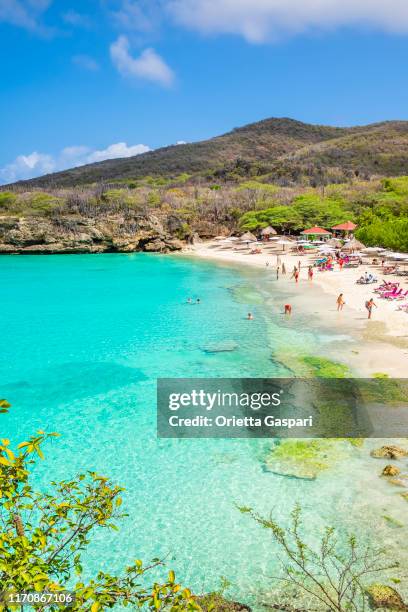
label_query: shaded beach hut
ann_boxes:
[332,221,357,237]
[300,226,332,242]
[260,226,277,239]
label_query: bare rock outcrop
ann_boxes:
[0,214,184,254]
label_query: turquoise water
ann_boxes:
[1,254,407,608]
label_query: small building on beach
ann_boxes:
[331,221,357,237]
[300,226,332,242]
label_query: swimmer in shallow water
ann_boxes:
[247,312,253,320]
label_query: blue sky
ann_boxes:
[2,0,408,183]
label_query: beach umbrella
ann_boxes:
[240,231,257,242]
[386,253,408,260]
[362,246,385,253]
[275,238,294,251]
[327,238,343,247]
[342,238,365,251]
[261,226,277,236]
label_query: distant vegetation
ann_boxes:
[1,118,407,252]
[7,117,408,189]
[1,173,407,252]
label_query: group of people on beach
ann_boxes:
[264,255,380,321]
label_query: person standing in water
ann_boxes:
[291,267,299,283]
[308,266,313,281]
[276,265,280,280]
[336,293,345,311]
[281,262,286,275]
[365,298,377,319]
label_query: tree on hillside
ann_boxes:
[0,401,197,611]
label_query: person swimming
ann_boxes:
[187,297,192,303]
[196,298,201,304]
[247,312,253,320]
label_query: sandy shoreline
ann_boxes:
[183,239,408,377]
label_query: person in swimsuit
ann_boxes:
[365,298,377,319]
[336,293,345,311]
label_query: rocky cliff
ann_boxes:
[0,214,184,254]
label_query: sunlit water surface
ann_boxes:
[0,254,406,608]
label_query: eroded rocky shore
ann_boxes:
[0,214,185,254]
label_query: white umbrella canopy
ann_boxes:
[384,252,408,260]
[276,238,295,251]
[362,246,386,253]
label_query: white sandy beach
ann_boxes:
[185,239,408,377]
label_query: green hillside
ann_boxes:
[10,117,402,189]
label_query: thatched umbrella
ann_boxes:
[342,238,365,252]
[240,231,257,243]
[327,237,343,247]
[261,226,277,237]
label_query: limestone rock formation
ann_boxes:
[0,214,184,255]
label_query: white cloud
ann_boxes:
[0,142,151,184]
[85,142,150,162]
[165,0,408,42]
[0,152,55,183]
[72,54,100,71]
[62,10,92,28]
[112,0,160,32]
[176,140,187,145]
[110,35,174,86]
[0,0,52,31]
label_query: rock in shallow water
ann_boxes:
[371,445,408,460]
[201,341,239,353]
[366,583,408,610]
[263,440,347,481]
[382,465,402,477]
